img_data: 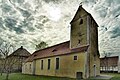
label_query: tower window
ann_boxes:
[74,56,77,60]
[94,54,96,61]
[78,38,83,44]
[79,19,83,25]
[78,39,81,44]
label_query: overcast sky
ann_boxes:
[0,0,120,57]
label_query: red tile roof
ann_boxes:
[25,41,89,62]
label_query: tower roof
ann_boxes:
[70,5,99,27]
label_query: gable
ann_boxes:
[9,47,31,57]
[70,5,99,28]
[70,5,89,24]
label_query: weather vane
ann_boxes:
[79,2,83,6]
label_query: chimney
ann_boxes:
[20,46,23,49]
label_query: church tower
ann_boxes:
[70,5,100,78]
[70,5,88,49]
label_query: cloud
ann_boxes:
[109,27,120,38]
[2,3,12,13]
[11,0,25,3]
[4,17,17,28]
[43,0,61,3]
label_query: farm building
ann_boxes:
[100,56,120,73]
[8,46,31,72]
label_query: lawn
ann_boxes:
[102,73,120,80]
[0,73,120,80]
[0,73,75,80]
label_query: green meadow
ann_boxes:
[0,73,119,80]
[0,73,75,80]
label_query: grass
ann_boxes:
[0,73,75,80]
[102,73,120,80]
[0,73,120,80]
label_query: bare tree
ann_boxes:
[0,53,3,75]
[0,42,19,80]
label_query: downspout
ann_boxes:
[85,49,89,79]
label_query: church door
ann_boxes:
[76,72,83,79]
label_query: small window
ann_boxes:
[94,54,96,61]
[79,19,83,25]
[74,56,77,60]
[41,60,43,70]
[29,64,31,70]
[78,39,81,44]
[48,59,51,70]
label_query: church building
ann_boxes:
[22,5,100,79]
